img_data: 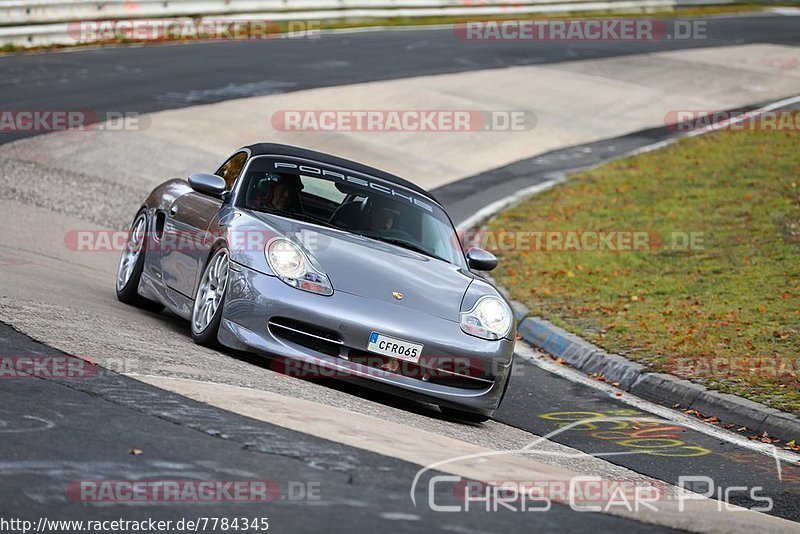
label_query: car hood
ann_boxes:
[252,212,473,322]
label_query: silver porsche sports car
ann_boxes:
[116,144,515,422]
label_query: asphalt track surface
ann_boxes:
[1,12,800,531]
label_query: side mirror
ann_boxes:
[466,247,497,271]
[188,173,227,199]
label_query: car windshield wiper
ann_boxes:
[359,234,450,263]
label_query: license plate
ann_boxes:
[367,332,423,363]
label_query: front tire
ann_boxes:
[191,246,230,347]
[116,209,164,312]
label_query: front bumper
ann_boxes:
[218,263,514,416]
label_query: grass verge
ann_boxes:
[487,129,800,414]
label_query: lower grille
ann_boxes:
[268,317,342,357]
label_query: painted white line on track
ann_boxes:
[456,177,566,231]
[686,94,800,137]
[513,344,800,466]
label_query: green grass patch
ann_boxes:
[488,129,800,414]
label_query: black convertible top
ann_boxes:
[244,143,437,203]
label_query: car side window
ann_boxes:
[214,152,248,190]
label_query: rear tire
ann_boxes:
[191,246,230,347]
[439,406,490,424]
[116,209,164,312]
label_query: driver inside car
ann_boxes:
[370,206,399,232]
[364,197,400,233]
[253,173,303,213]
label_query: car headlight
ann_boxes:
[460,296,512,340]
[266,238,333,296]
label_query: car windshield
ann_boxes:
[240,157,466,268]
